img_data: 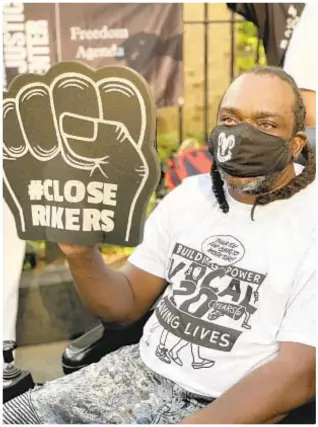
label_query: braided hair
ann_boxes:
[210,66,316,218]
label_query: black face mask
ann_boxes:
[208,123,293,177]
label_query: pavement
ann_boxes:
[14,256,127,384]
[16,340,68,383]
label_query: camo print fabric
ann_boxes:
[3,344,214,424]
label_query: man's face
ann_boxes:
[217,73,304,195]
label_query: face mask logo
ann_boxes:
[217,132,236,163]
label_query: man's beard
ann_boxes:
[219,168,281,195]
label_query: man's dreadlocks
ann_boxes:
[210,66,316,219]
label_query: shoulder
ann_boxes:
[164,173,215,206]
[155,174,218,221]
[290,164,316,207]
[282,178,316,246]
[289,178,316,208]
[179,173,213,193]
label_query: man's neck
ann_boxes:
[228,164,296,205]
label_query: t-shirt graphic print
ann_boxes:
[144,235,267,373]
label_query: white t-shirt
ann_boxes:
[284,2,317,91]
[129,168,315,398]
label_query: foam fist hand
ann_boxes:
[3,62,160,246]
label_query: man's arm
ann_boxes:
[60,244,166,325]
[58,184,177,324]
[180,341,315,424]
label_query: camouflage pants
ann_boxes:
[3,344,214,424]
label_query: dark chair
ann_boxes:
[62,310,152,374]
[279,400,315,424]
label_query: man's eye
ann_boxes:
[221,116,237,125]
[259,122,276,130]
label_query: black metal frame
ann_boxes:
[179,4,241,145]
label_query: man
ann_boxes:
[4,66,315,424]
[283,2,316,126]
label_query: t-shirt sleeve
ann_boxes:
[277,244,316,347]
[283,3,317,91]
[128,192,174,279]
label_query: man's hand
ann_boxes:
[59,243,96,257]
[179,342,315,424]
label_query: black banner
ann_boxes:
[3,3,183,107]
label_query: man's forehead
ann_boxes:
[220,73,295,116]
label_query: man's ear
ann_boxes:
[291,131,307,159]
